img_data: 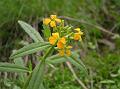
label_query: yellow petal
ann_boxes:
[43,18,51,25]
[49,36,56,45]
[50,15,57,19]
[52,33,59,39]
[55,18,61,23]
[57,41,64,49]
[57,37,66,50]
[79,36,82,41]
[79,31,83,35]
[74,28,80,32]
[74,28,83,35]
[66,49,71,56]
[74,33,81,40]
[50,21,56,27]
[59,37,66,44]
[58,49,64,56]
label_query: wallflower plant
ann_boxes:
[0,15,87,89]
[43,15,83,56]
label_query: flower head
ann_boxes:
[49,33,59,45]
[43,15,61,27]
[74,33,82,41]
[43,18,51,25]
[58,49,64,56]
[57,37,66,49]
[74,28,83,35]
[50,21,56,27]
[58,45,72,56]
[50,15,57,19]
[66,49,71,56]
[74,28,83,41]
[43,15,84,56]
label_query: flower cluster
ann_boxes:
[43,15,83,56]
[43,15,61,27]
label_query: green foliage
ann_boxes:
[24,62,45,89]
[65,55,88,76]
[0,0,120,89]
[10,42,50,59]
[0,62,29,73]
[0,21,87,89]
[18,20,44,42]
[44,67,82,89]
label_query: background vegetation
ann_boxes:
[0,0,120,89]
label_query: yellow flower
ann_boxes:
[50,15,61,23]
[66,45,72,56]
[58,49,64,56]
[43,18,51,25]
[50,15,57,19]
[59,37,66,44]
[66,49,71,56]
[49,33,59,45]
[50,21,56,27]
[58,45,72,56]
[74,28,83,41]
[55,18,61,23]
[52,33,59,38]
[57,37,66,49]
[74,28,83,35]
[74,33,82,41]
[43,15,61,27]
[74,28,80,32]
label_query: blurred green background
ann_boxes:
[0,0,120,89]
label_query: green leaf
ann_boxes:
[14,57,25,66]
[23,46,54,89]
[118,68,120,74]
[46,54,67,64]
[65,55,88,75]
[43,25,51,38]
[14,57,26,83]
[46,52,88,75]
[23,62,45,89]
[71,52,87,72]
[10,42,50,59]
[0,62,29,73]
[18,20,44,42]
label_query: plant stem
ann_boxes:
[66,61,88,89]
[42,46,54,61]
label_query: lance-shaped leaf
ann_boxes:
[10,42,50,59]
[18,20,44,42]
[64,54,88,75]
[23,46,54,89]
[23,61,45,89]
[14,57,26,83]
[0,62,29,73]
[70,52,87,72]
[46,54,67,64]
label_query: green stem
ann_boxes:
[42,46,54,61]
[23,46,54,89]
